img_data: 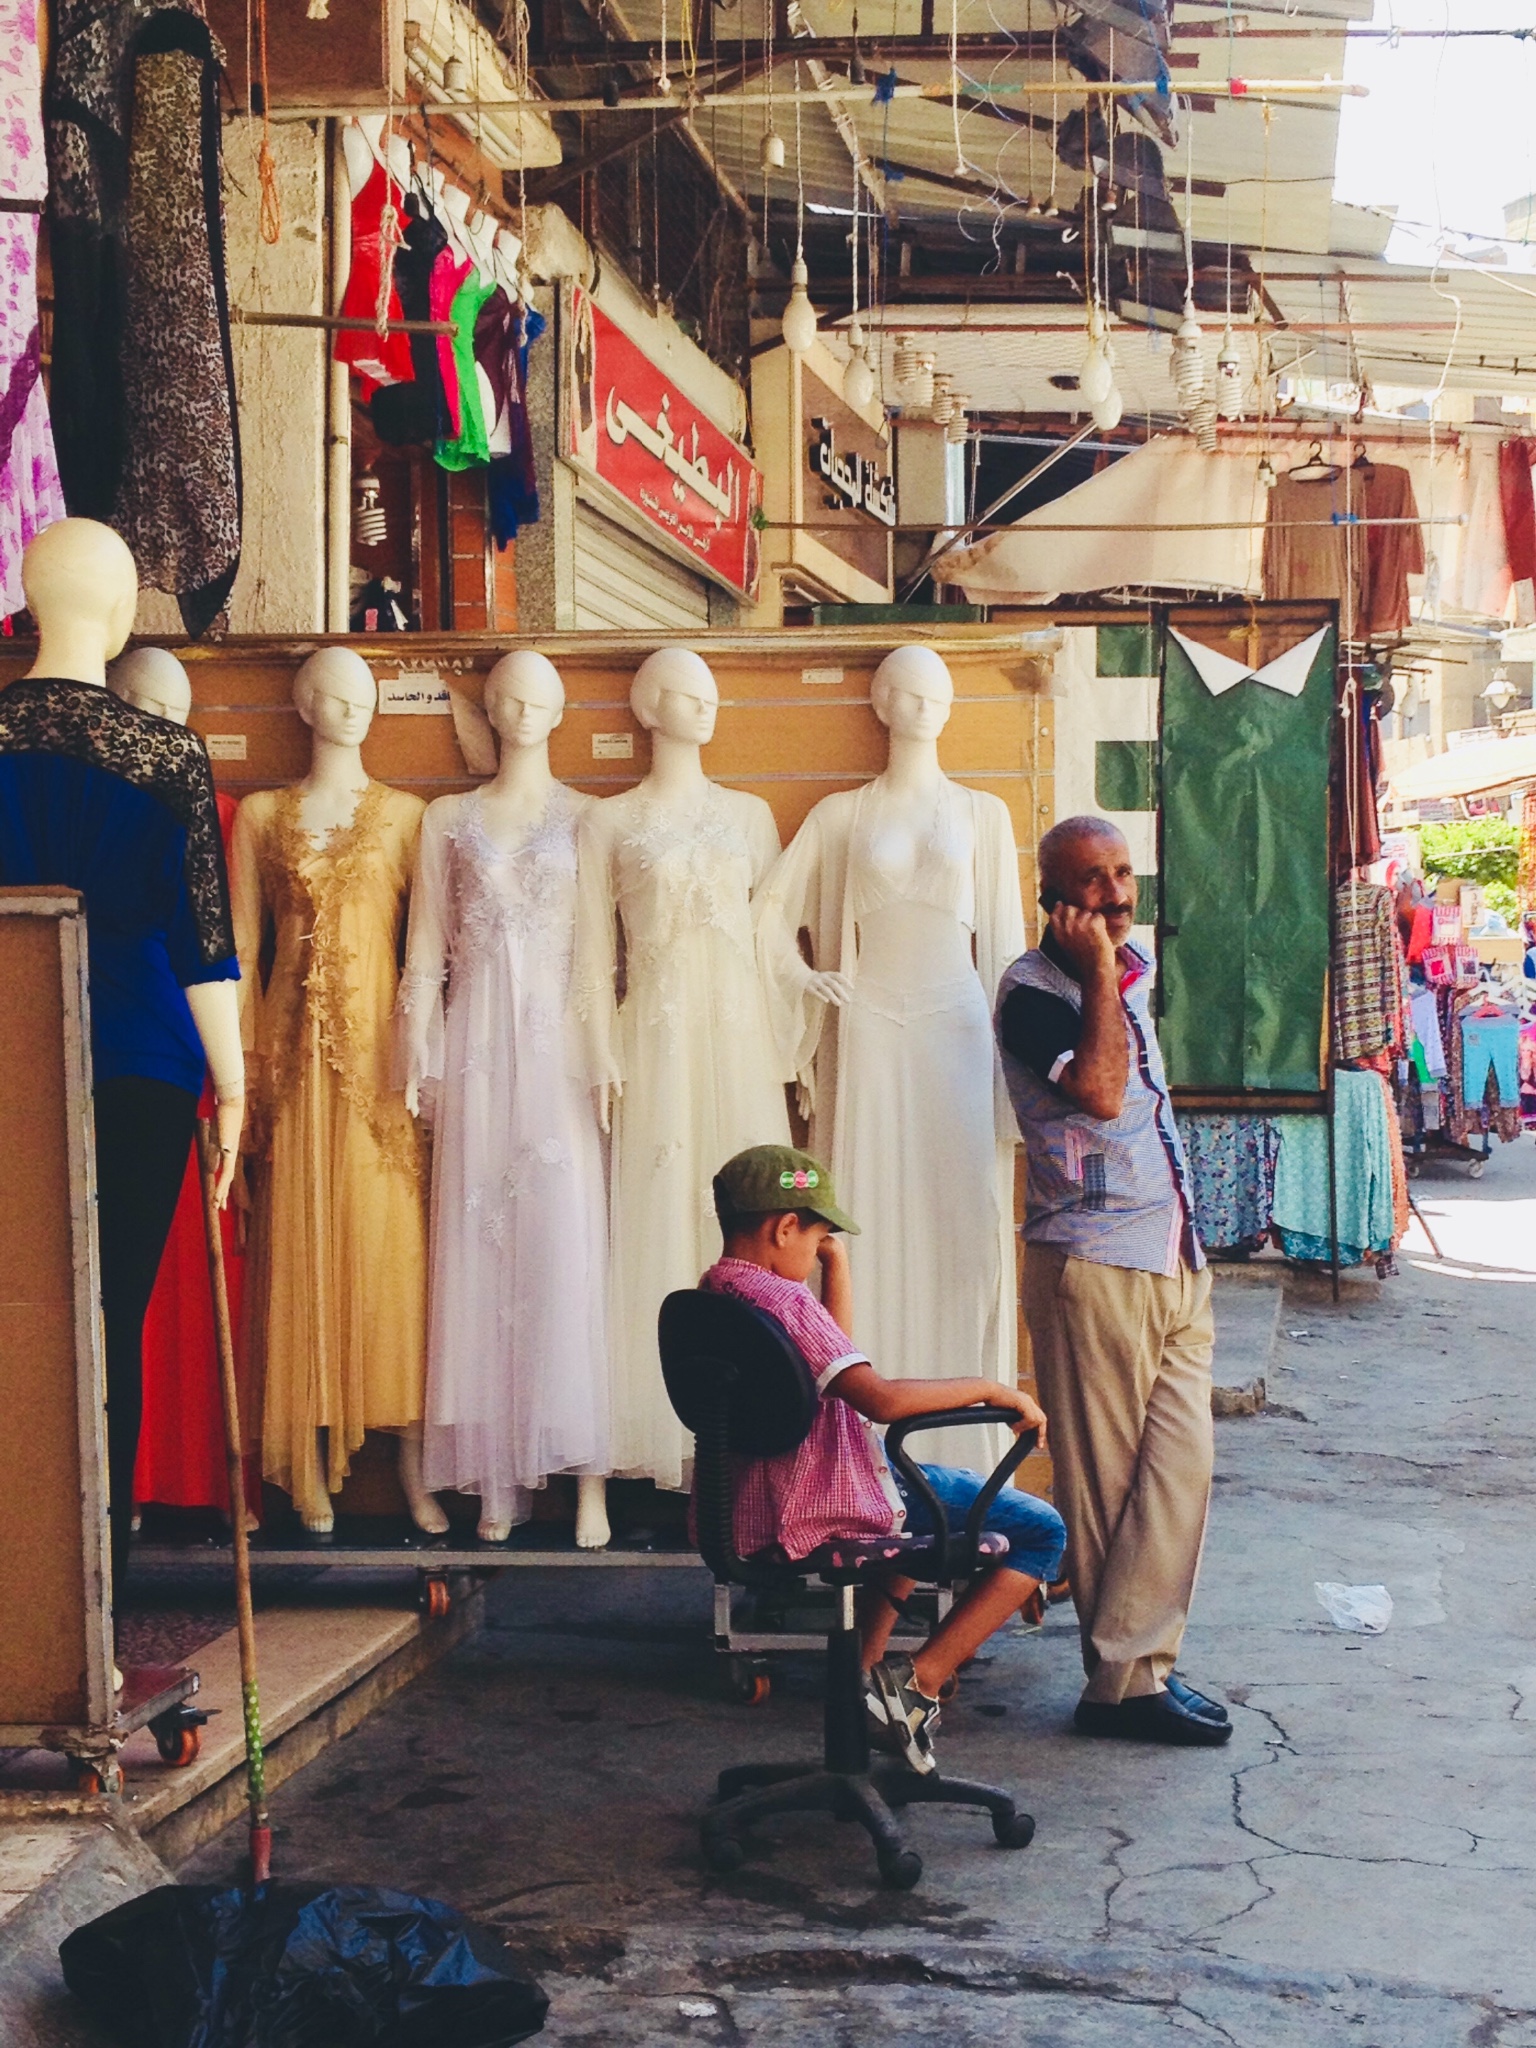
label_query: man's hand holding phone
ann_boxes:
[1049,899,1118,977]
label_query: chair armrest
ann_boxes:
[884,1406,1039,1582]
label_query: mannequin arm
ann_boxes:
[397,805,450,1118]
[185,980,244,1207]
[571,807,624,1122]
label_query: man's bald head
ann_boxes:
[1037,815,1137,944]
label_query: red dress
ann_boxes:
[134,791,259,1514]
[333,155,415,398]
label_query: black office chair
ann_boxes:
[659,1288,1038,1889]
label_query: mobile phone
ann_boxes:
[1039,886,1063,913]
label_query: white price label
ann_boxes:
[379,669,451,715]
[801,666,845,686]
[205,733,247,761]
[592,732,635,760]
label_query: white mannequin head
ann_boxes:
[870,645,955,743]
[631,647,719,746]
[108,646,193,725]
[484,649,565,750]
[23,519,139,660]
[293,647,377,747]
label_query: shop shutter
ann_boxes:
[574,503,712,632]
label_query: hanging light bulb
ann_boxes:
[843,318,875,408]
[1091,384,1124,432]
[892,333,918,388]
[353,474,387,549]
[945,399,969,446]
[1171,293,1208,412]
[929,373,955,425]
[760,128,785,170]
[1215,326,1244,421]
[441,53,466,91]
[1256,453,1278,491]
[1189,393,1219,453]
[782,257,818,354]
[911,350,935,408]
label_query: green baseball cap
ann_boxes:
[713,1144,860,1235]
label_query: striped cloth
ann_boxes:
[699,1258,901,1562]
[1333,882,1408,1064]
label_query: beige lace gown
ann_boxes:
[232,782,429,1506]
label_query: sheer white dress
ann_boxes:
[757,778,1025,1469]
[573,782,792,1489]
[398,788,610,1526]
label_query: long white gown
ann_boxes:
[756,778,1025,1470]
[573,781,792,1489]
[398,787,610,1525]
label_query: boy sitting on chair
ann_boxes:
[701,1145,1067,1774]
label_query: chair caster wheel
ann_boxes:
[992,1806,1036,1849]
[153,1721,201,1767]
[420,1576,451,1620]
[726,1658,770,1705]
[878,1847,923,1890]
[702,1830,746,1873]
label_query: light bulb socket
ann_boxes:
[760,128,785,170]
[441,53,466,91]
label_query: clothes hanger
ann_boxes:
[1287,440,1341,482]
[1351,441,1372,471]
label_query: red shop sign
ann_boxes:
[564,287,761,599]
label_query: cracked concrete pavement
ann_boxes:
[172,1140,1536,2044]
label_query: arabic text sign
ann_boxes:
[379,669,451,715]
[567,289,761,599]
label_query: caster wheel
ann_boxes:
[702,1831,746,1873]
[878,1847,923,1890]
[1470,1160,1486,1180]
[73,1764,104,1796]
[1407,1161,1421,1179]
[155,1723,201,1767]
[421,1577,451,1620]
[936,1673,960,1705]
[992,1807,1036,1850]
[725,1659,770,1705]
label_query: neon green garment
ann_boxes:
[1158,625,1334,1092]
[435,271,497,470]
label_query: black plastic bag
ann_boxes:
[60,1883,548,2048]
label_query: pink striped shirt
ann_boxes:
[699,1257,902,1562]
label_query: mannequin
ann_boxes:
[573,648,792,1493]
[756,646,1026,1468]
[108,646,256,1525]
[232,649,437,1535]
[400,652,612,1547]
[0,519,243,1603]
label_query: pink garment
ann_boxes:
[428,250,471,441]
[698,1257,900,1562]
[0,0,66,618]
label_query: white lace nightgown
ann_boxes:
[573,782,792,1489]
[757,778,1025,1470]
[399,788,610,1524]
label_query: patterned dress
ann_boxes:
[0,0,65,617]
[233,782,428,1508]
[398,789,610,1527]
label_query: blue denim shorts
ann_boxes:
[895,1462,1066,1583]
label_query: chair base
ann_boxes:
[703,1759,1035,1889]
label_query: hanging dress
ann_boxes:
[435,269,497,471]
[333,148,415,396]
[234,781,428,1507]
[573,782,791,1489]
[756,778,1025,1469]
[0,0,65,617]
[398,788,610,1525]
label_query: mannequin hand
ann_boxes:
[404,1078,420,1119]
[803,970,854,1008]
[212,1094,244,1209]
[794,1080,816,1123]
[1049,901,1117,978]
[594,1080,621,1134]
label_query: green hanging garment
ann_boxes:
[435,270,498,470]
[1159,622,1334,1093]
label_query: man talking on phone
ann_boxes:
[993,816,1230,1746]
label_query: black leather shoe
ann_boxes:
[1074,1690,1234,1746]
[1164,1673,1229,1725]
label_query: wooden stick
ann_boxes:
[197,1119,271,1888]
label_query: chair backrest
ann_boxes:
[657,1289,819,1583]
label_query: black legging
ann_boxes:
[94,1076,199,1604]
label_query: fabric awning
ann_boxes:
[1387,736,1536,803]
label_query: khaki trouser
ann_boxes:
[1022,1245,1215,1705]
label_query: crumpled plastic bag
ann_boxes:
[60,1883,548,2048]
[1315,1582,1393,1634]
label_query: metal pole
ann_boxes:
[324,120,353,636]
[899,419,1098,597]
[197,1120,270,1888]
